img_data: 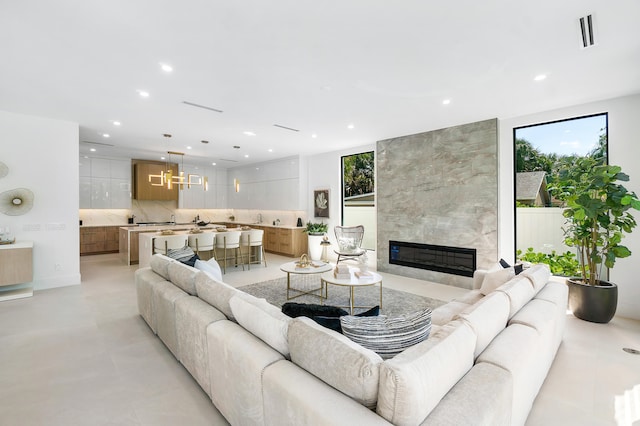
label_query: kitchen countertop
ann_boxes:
[119,222,305,231]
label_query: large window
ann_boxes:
[341,151,375,250]
[514,113,608,273]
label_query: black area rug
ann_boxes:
[239,275,445,317]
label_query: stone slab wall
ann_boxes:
[376,118,498,289]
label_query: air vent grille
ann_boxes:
[579,14,595,48]
[182,101,223,113]
[273,124,300,132]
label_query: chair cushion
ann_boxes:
[340,308,432,359]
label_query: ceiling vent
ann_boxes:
[273,124,300,132]
[182,101,223,113]
[81,140,114,147]
[579,14,595,48]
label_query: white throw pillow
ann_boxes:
[480,267,516,295]
[194,258,223,282]
[229,293,290,358]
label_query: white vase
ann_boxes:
[308,234,324,261]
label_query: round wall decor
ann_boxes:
[0,188,35,216]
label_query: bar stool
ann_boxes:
[188,232,216,260]
[153,234,188,255]
[240,229,267,270]
[214,230,242,274]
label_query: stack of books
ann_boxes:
[354,270,373,278]
[333,264,351,280]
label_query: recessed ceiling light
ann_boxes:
[244,154,249,158]
[233,145,240,149]
[347,124,355,130]
[243,131,256,136]
[102,133,110,138]
[112,121,121,126]
[161,156,166,160]
[201,140,209,144]
[442,99,451,105]
[160,63,173,73]
[137,90,150,98]
[534,74,547,81]
[311,133,318,138]
[90,148,96,152]
[186,146,192,150]
[211,162,217,166]
[268,148,273,153]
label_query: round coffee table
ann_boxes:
[280,261,333,301]
[320,267,383,314]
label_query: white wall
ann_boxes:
[499,94,640,319]
[0,110,81,291]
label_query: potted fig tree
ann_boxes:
[549,156,640,323]
[305,222,328,261]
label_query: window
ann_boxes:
[341,151,375,250]
[513,113,608,274]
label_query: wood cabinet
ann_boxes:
[133,160,178,201]
[80,226,121,255]
[260,227,306,257]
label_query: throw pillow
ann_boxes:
[167,245,196,262]
[340,308,432,359]
[313,305,380,334]
[180,253,199,267]
[194,258,222,282]
[498,258,523,275]
[281,302,349,319]
[479,267,516,295]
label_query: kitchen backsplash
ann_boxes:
[80,200,306,227]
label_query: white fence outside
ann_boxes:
[343,206,376,250]
[516,207,572,255]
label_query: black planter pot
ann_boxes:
[567,278,618,324]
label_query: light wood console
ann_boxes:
[0,241,34,301]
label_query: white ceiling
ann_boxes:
[1,1,639,168]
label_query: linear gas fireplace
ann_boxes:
[389,241,476,277]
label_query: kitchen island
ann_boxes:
[120,222,307,265]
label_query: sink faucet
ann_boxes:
[170,214,175,224]
[257,213,263,224]
[275,218,280,227]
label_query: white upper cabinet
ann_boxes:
[227,156,301,210]
[179,164,227,209]
[79,156,131,209]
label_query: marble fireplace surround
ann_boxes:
[376,118,498,289]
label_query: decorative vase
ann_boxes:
[308,234,324,261]
[567,278,618,324]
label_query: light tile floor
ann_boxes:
[0,253,639,425]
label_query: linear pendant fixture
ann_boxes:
[579,14,595,48]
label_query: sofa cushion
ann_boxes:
[432,300,471,326]
[230,293,291,358]
[340,308,432,359]
[454,289,484,305]
[194,258,222,282]
[167,261,199,295]
[521,264,551,294]
[480,267,516,295]
[496,276,536,318]
[150,254,173,280]
[376,320,477,425]
[455,291,510,359]
[288,317,383,409]
[195,271,240,320]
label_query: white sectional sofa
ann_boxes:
[135,254,567,426]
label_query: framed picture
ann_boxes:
[314,189,329,218]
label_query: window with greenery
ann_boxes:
[341,151,375,250]
[513,113,608,275]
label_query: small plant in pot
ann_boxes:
[305,222,328,261]
[549,156,640,323]
[305,222,328,235]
